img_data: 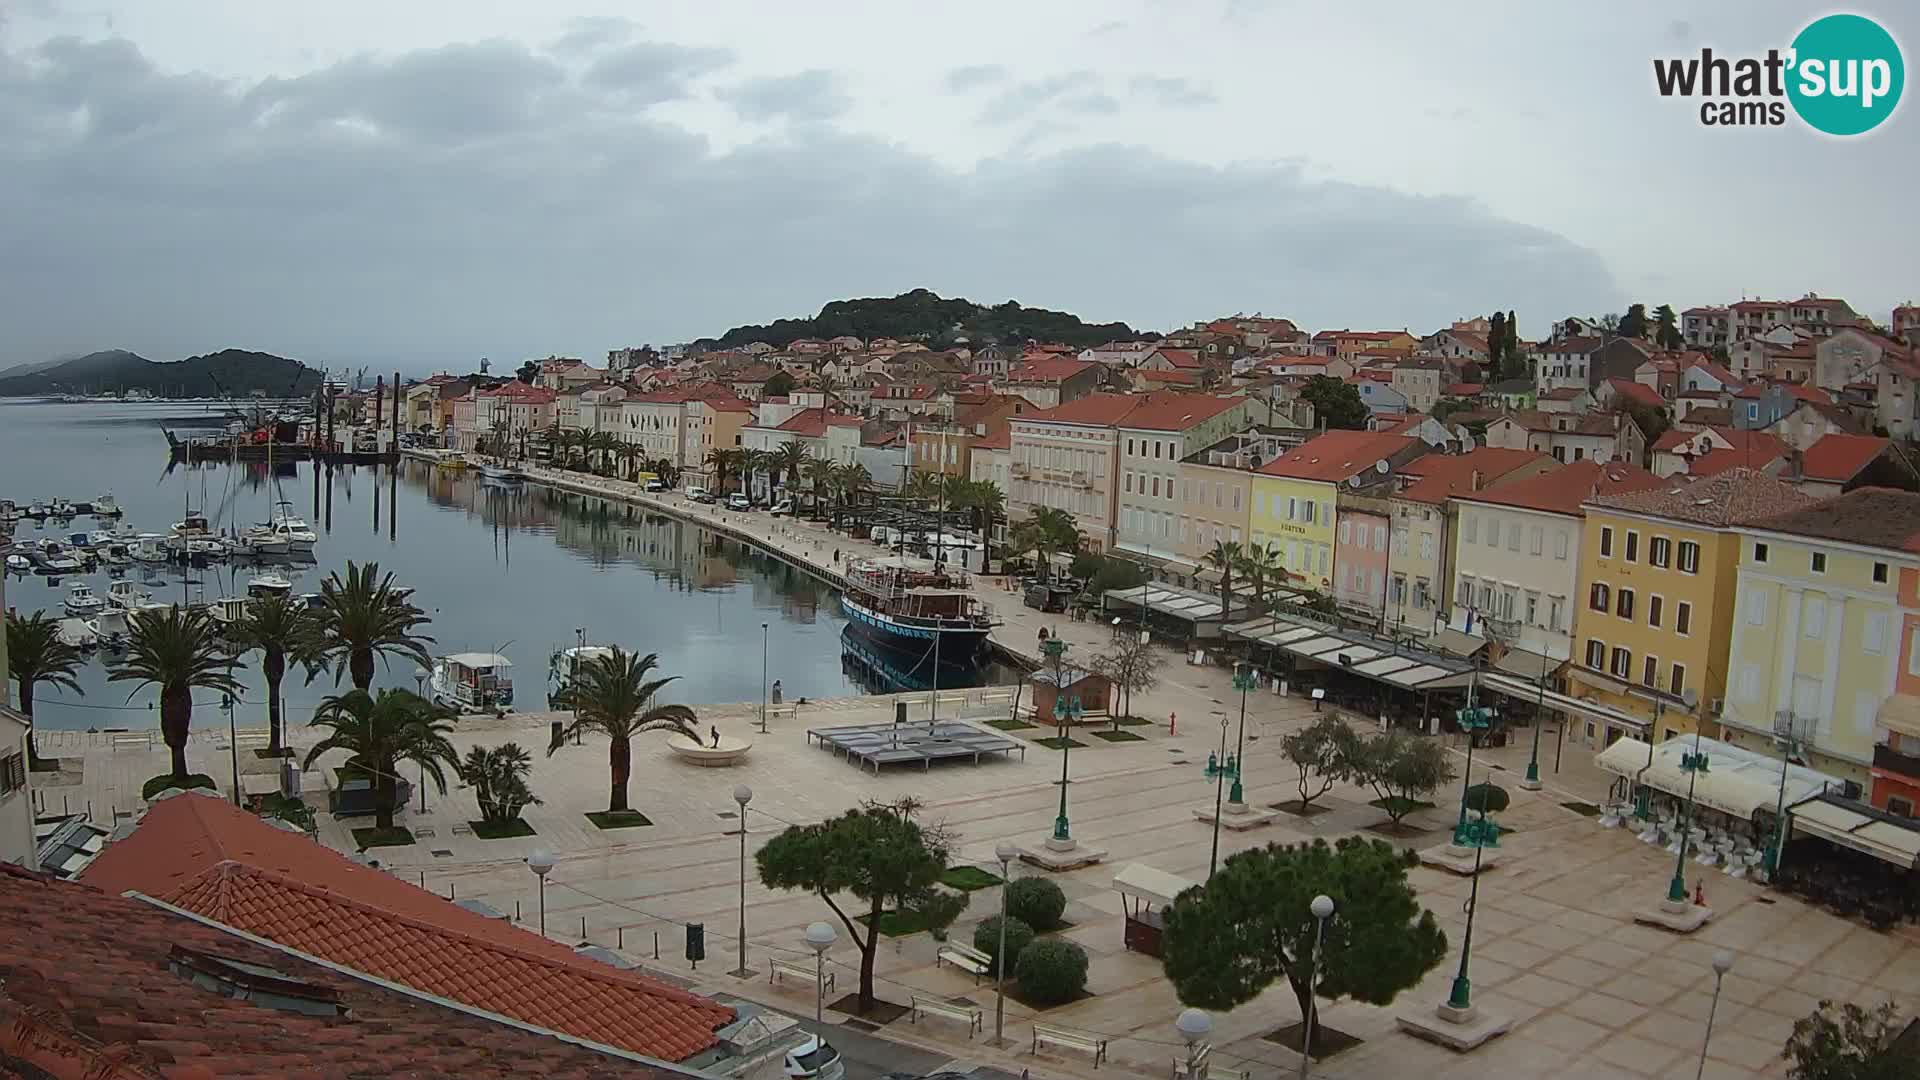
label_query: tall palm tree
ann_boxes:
[903,470,942,507]
[302,688,458,831]
[232,592,323,755]
[706,447,744,495]
[802,457,836,516]
[614,441,642,482]
[548,647,697,814]
[1204,540,1245,614]
[109,607,244,783]
[842,462,873,507]
[5,610,86,768]
[969,480,1006,556]
[773,439,809,496]
[1234,542,1285,611]
[313,561,435,692]
[588,431,619,474]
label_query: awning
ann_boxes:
[1877,694,1920,739]
[1112,863,1199,907]
[1598,737,1653,779]
[1788,797,1920,870]
[1429,629,1488,659]
[1594,734,1842,822]
[1104,584,1245,624]
[1480,673,1649,734]
[1494,647,1561,681]
[1222,613,1477,690]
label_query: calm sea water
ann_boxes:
[0,400,1008,730]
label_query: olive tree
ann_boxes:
[1280,714,1362,812]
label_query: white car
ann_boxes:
[644,479,666,492]
[784,1035,844,1080]
[726,494,752,511]
[686,486,715,504]
[770,499,794,516]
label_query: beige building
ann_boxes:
[1173,429,1303,585]
[1007,394,1140,553]
[1113,395,1268,572]
[1389,357,1445,414]
[1376,448,1556,634]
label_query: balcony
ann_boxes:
[1873,742,1920,780]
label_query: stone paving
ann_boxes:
[34,673,1918,1080]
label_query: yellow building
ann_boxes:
[1248,430,1421,593]
[1570,469,1816,743]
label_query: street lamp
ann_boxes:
[1176,1008,1212,1078]
[803,921,837,1023]
[1444,806,1489,1017]
[414,666,429,812]
[732,785,753,977]
[759,622,770,734]
[1208,714,1230,881]
[527,848,555,939]
[1042,637,1084,851]
[1521,668,1549,791]
[1696,951,1734,1080]
[1451,675,1492,847]
[1765,709,1812,877]
[993,840,1019,1046]
[1301,894,1335,1080]
[1230,663,1255,808]
[1666,689,1707,907]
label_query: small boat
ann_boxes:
[46,498,76,519]
[101,543,132,566]
[270,502,316,552]
[171,511,214,539]
[86,493,122,516]
[435,453,470,472]
[64,581,106,616]
[35,541,82,573]
[87,608,131,650]
[247,570,293,597]
[296,591,325,610]
[232,526,290,557]
[88,524,136,547]
[207,596,250,626]
[56,618,98,649]
[429,652,515,712]
[4,553,30,573]
[479,463,528,484]
[130,534,170,563]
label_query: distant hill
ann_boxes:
[0,348,323,398]
[704,289,1153,351]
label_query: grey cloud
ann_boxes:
[978,71,1102,125]
[0,34,1622,372]
[944,64,1006,92]
[550,17,639,55]
[1130,75,1216,108]
[583,41,733,101]
[718,69,848,122]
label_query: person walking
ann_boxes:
[771,680,783,706]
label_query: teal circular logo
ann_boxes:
[1787,14,1904,135]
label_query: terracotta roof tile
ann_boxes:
[1118,393,1245,432]
[1255,430,1416,483]
[1604,378,1665,409]
[0,862,677,1079]
[1747,487,1920,552]
[1455,460,1664,516]
[1397,448,1550,505]
[1800,432,1890,481]
[1588,467,1814,524]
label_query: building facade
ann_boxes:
[1249,431,1422,595]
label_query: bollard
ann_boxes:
[654,931,659,959]
[581,915,587,940]
[516,900,522,921]
[618,926,624,950]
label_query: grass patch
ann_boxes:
[586,810,653,830]
[1110,715,1155,726]
[351,826,416,849]
[1092,730,1146,743]
[855,909,941,937]
[1560,800,1602,818]
[1367,797,1436,815]
[1034,737,1087,750]
[469,818,537,839]
[826,994,909,1023]
[1269,800,1334,817]
[940,865,1004,891]
[987,718,1036,731]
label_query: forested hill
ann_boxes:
[705,289,1152,350]
[0,348,323,398]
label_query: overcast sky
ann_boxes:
[1,1,1912,375]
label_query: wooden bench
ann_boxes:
[935,941,992,982]
[763,705,797,725]
[1032,1023,1108,1067]
[234,728,271,749]
[769,957,833,996]
[909,995,983,1038]
[111,732,153,753]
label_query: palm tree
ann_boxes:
[614,441,642,482]
[457,742,542,826]
[842,462,873,507]
[549,647,697,814]
[313,561,435,692]
[303,688,458,831]
[1203,539,1245,613]
[588,431,619,475]
[969,480,1006,557]
[5,610,86,768]
[232,592,324,755]
[773,439,809,497]
[802,457,836,516]
[109,607,244,783]
[705,447,741,495]
[741,449,770,501]
[903,470,942,507]
[1234,542,1286,611]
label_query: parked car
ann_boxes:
[644,479,666,492]
[784,1035,844,1080]
[686,486,715,504]
[769,499,794,516]
[726,493,752,511]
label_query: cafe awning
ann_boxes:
[1104,583,1245,624]
[1788,796,1920,870]
[1429,628,1488,659]
[1493,647,1561,681]
[1877,694,1920,739]
[1595,735,1841,821]
[1112,863,1198,907]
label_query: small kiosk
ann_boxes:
[1112,863,1198,957]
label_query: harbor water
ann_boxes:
[0,400,1014,729]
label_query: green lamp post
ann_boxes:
[1042,637,1084,846]
[1445,769,1494,1014]
[1666,728,1711,904]
[1229,663,1256,807]
[1452,680,1493,848]
[1522,669,1548,790]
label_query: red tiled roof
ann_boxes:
[972,425,1011,450]
[79,795,732,1062]
[1444,382,1485,396]
[1138,368,1201,385]
[1119,392,1245,432]
[1800,433,1889,481]
[1255,430,1416,483]
[1747,487,1920,552]
[0,863,671,1080]
[1397,448,1550,505]
[1153,348,1208,369]
[1009,357,1096,382]
[1683,357,1739,386]
[1604,378,1665,409]
[1455,460,1664,516]
[1448,330,1491,353]
[1588,467,1815,524]
[1020,393,1146,427]
[1691,447,1785,476]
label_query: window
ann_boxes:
[1648,595,1663,627]
[1650,536,1671,568]
[1677,600,1693,635]
[1340,519,1351,544]
[1126,438,1135,456]
[1617,588,1634,620]
[1507,524,1521,552]
[1754,541,1769,563]
[1610,646,1632,679]
[1678,541,1700,574]
[1910,628,1920,677]
[1420,533,1433,559]
[1318,545,1328,575]
[0,752,22,796]
[1670,663,1687,697]
[1803,595,1827,638]
[1875,561,1890,584]
[1487,518,1501,548]
[1625,531,1640,562]
[1556,530,1569,559]
[1287,496,1298,520]
[1590,582,1610,611]
[1375,525,1387,551]
[1643,654,1659,688]
[1740,664,1762,701]
[1525,592,1538,625]
[1586,639,1606,669]
[1231,487,1241,510]
[1124,472,1133,494]
[1529,526,1543,556]
[1150,476,1159,497]
[1811,552,1827,574]
[1600,526,1614,557]
[1549,594,1565,630]
[1866,611,1888,654]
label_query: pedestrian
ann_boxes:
[709,725,721,748]
[771,680,783,706]
[833,548,840,563]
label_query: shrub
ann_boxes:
[1465,782,1510,814]
[142,773,217,800]
[973,915,1034,976]
[1005,876,1067,930]
[1014,938,1089,1004]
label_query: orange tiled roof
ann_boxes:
[1800,432,1889,481]
[79,795,732,1062]
[1255,430,1416,483]
[1456,460,1664,516]
[1397,448,1550,505]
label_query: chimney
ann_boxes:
[1469,469,1484,492]
[1789,448,1805,480]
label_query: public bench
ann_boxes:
[935,941,993,982]
[769,957,834,995]
[909,995,983,1038]
[1032,1023,1108,1066]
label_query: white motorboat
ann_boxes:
[430,653,515,712]
[233,526,291,557]
[88,493,121,516]
[207,596,250,626]
[106,580,158,612]
[56,618,98,649]
[64,581,105,616]
[270,501,317,552]
[87,608,131,650]
[4,553,29,573]
[130,534,169,563]
[36,541,82,573]
[101,543,132,566]
[88,524,136,547]
[247,570,293,597]
[171,511,214,539]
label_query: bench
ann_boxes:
[1171,1043,1210,1080]
[763,704,797,725]
[1032,1023,1108,1067]
[111,732,153,753]
[909,995,983,1038]
[234,728,272,749]
[769,957,834,996]
[935,941,993,982]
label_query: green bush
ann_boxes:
[973,915,1034,976]
[1005,876,1068,930]
[1465,782,1510,814]
[1014,938,1089,1004]
[142,773,217,801]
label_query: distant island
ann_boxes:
[0,348,324,399]
[699,288,1153,351]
